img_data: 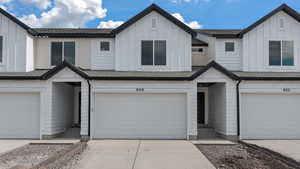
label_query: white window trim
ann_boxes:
[225,41,235,53]
[267,39,296,70]
[141,40,167,68]
[279,17,285,31]
[49,40,76,67]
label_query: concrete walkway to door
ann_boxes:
[75,140,215,169]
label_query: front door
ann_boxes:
[197,92,205,124]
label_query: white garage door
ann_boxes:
[92,93,187,139]
[241,93,300,139]
[0,93,40,139]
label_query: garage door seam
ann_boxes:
[132,140,141,169]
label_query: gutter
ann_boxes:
[86,79,91,138]
[236,80,242,136]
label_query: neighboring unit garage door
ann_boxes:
[92,93,187,139]
[241,94,300,139]
[0,93,40,139]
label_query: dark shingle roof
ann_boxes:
[33,28,114,38]
[194,29,242,38]
[233,71,300,80]
[192,38,208,46]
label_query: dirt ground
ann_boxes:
[197,143,298,169]
[0,144,72,169]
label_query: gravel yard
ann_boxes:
[0,144,72,169]
[197,143,299,169]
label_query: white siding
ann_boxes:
[91,80,197,139]
[192,47,210,66]
[115,11,192,71]
[91,39,115,70]
[51,83,74,134]
[243,11,300,72]
[208,83,226,134]
[196,68,237,136]
[215,39,242,71]
[0,13,30,72]
[47,68,89,136]
[26,35,35,71]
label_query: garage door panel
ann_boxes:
[92,93,186,139]
[0,93,40,139]
[241,94,300,139]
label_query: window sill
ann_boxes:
[266,65,297,71]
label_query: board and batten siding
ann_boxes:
[46,68,89,136]
[243,11,300,72]
[91,39,115,70]
[0,13,34,72]
[215,38,242,71]
[196,68,237,136]
[115,11,192,71]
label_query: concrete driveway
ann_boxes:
[245,140,300,162]
[0,140,30,155]
[76,140,215,169]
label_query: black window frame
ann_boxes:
[51,41,76,66]
[100,41,110,51]
[141,40,166,66]
[225,42,235,52]
[269,40,294,66]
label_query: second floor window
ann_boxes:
[269,40,294,66]
[51,41,75,66]
[225,42,235,52]
[141,40,166,66]
[100,41,110,51]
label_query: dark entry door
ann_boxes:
[197,92,205,124]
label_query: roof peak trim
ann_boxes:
[111,3,197,37]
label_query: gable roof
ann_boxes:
[0,8,34,33]
[190,61,239,80]
[41,61,89,80]
[111,4,197,37]
[239,4,300,37]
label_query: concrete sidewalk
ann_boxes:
[245,140,300,162]
[76,140,215,169]
[0,140,30,155]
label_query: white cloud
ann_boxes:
[21,0,51,9]
[172,13,202,29]
[20,0,107,28]
[0,0,11,3]
[97,20,124,28]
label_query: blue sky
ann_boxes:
[1,0,300,29]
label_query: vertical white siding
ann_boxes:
[115,11,192,71]
[215,39,242,71]
[208,83,226,134]
[51,83,74,134]
[91,38,115,70]
[47,68,89,136]
[0,13,29,72]
[26,35,35,71]
[243,11,300,72]
[196,68,237,136]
